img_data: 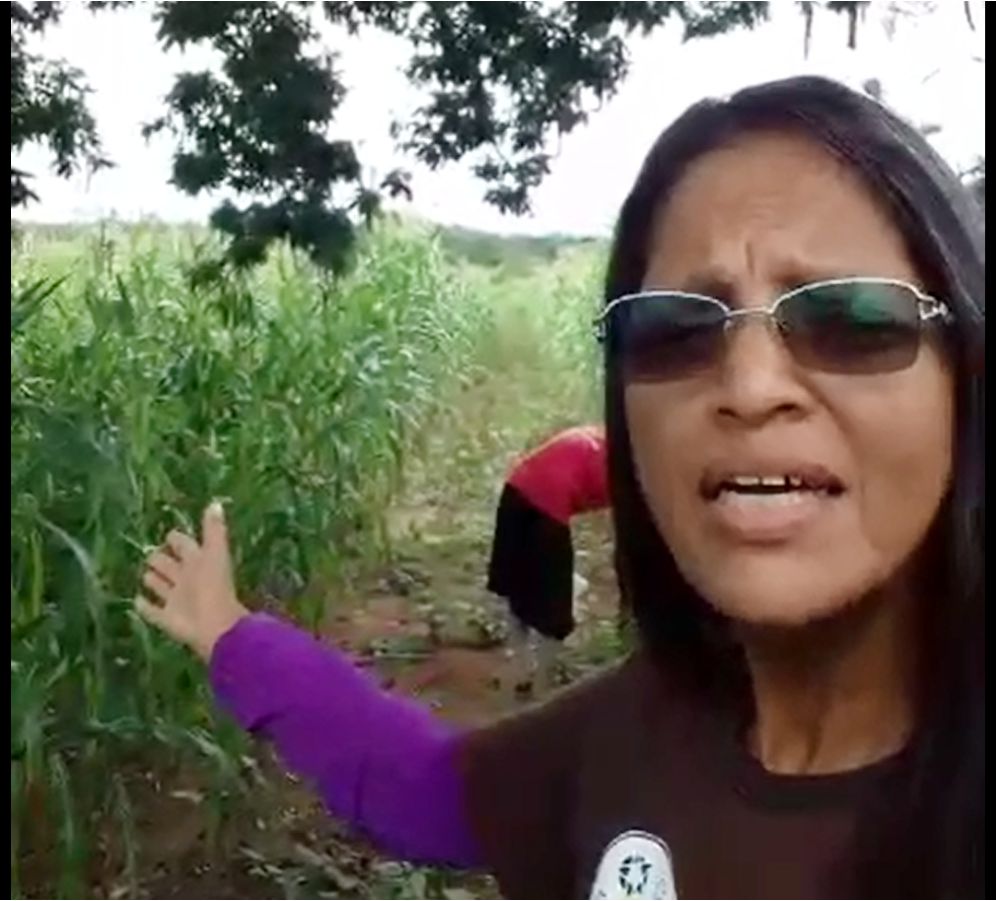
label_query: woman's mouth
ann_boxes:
[700,465,846,542]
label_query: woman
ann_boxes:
[487,424,608,692]
[138,77,984,899]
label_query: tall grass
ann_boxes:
[10,220,606,897]
[401,244,605,526]
[10,223,490,896]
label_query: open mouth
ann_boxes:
[701,467,845,502]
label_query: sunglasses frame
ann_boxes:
[593,277,952,346]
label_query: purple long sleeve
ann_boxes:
[209,613,481,867]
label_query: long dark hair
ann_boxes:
[604,77,984,897]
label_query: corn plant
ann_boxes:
[10,223,489,897]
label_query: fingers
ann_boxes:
[135,595,172,632]
[201,501,229,556]
[146,549,180,584]
[160,504,229,561]
[165,530,199,560]
[142,568,173,604]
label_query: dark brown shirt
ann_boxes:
[462,652,901,899]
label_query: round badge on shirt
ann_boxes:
[589,830,677,900]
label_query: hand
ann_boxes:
[137,501,249,661]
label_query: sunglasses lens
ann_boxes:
[778,281,923,374]
[609,294,727,381]
[602,281,932,381]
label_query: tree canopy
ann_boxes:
[15,1,979,272]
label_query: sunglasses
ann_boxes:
[594,277,952,382]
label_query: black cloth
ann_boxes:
[486,484,575,640]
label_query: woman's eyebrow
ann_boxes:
[647,269,737,300]
[681,267,870,297]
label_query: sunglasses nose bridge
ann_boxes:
[723,306,781,336]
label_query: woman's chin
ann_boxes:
[688,561,880,630]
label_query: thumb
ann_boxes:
[202,500,230,556]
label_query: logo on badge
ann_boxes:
[590,830,676,900]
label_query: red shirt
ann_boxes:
[506,425,609,524]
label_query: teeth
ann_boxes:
[729,475,795,488]
[709,471,838,500]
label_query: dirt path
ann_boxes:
[325,511,620,724]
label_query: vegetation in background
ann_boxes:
[432,224,599,275]
[10,222,603,898]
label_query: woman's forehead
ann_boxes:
[643,131,919,292]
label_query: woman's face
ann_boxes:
[625,132,955,626]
